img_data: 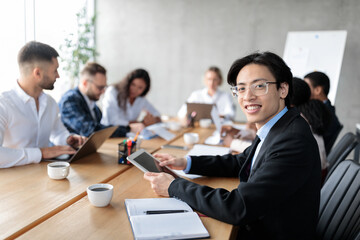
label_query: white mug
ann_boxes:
[183,133,199,145]
[199,118,212,128]
[47,162,70,180]
[87,183,113,207]
[167,122,181,131]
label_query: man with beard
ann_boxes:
[0,41,85,168]
[59,62,129,137]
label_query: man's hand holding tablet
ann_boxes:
[127,150,187,197]
[154,153,187,170]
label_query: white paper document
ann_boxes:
[187,144,231,156]
[125,198,209,240]
[146,123,175,141]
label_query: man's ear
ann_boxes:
[314,86,322,96]
[279,82,289,99]
[32,67,42,81]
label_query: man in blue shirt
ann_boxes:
[144,52,321,239]
[59,62,129,137]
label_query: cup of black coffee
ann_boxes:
[47,162,70,180]
[87,183,113,207]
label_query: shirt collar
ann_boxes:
[202,88,218,98]
[14,81,45,104]
[257,106,288,141]
[79,90,95,110]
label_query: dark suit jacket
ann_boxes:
[168,108,321,240]
[59,88,128,137]
[323,100,342,154]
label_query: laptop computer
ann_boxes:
[45,126,118,163]
[186,103,214,121]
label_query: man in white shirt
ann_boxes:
[0,41,85,168]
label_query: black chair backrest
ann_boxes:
[326,124,343,154]
[317,160,360,240]
[354,231,360,240]
[326,132,358,177]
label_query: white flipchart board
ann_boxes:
[283,31,347,104]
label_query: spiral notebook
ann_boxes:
[125,198,210,240]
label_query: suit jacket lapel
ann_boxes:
[75,88,95,121]
[93,106,102,123]
[248,108,300,179]
[240,136,260,181]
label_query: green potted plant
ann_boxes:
[59,4,98,88]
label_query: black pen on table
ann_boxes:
[145,210,188,215]
[161,145,188,150]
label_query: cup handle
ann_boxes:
[62,168,67,177]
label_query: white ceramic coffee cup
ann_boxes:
[167,122,181,131]
[199,118,212,128]
[47,162,70,180]
[87,183,113,207]
[183,133,199,145]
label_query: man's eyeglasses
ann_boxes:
[88,80,107,91]
[230,80,277,97]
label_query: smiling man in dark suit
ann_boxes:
[59,62,129,137]
[144,52,321,239]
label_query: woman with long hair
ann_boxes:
[101,69,161,132]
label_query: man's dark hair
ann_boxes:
[18,41,59,65]
[291,77,311,106]
[81,62,106,76]
[227,51,293,107]
[291,77,330,135]
[304,71,330,96]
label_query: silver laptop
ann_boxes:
[45,126,118,163]
[186,102,214,121]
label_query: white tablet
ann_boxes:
[127,149,179,178]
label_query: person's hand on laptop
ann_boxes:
[67,134,87,149]
[153,153,187,170]
[40,146,77,160]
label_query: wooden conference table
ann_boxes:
[0,125,239,240]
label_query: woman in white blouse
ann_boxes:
[177,66,235,120]
[101,69,161,131]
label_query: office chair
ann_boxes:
[325,132,359,182]
[317,160,360,240]
[326,124,343,154]
[354,231,360,240]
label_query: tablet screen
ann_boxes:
[134,151,162,172]
[128,150,179,178]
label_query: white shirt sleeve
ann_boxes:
[0,102,41,168]
[142,98,160,117]
[50,110,70,146]
[101,86,129,126]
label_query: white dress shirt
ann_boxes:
[177,88,235,119]
[0,82,70,168]
[80,90,97,121]
[101,86,160,126]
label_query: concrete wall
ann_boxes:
[96,0,360,144]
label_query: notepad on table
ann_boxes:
[125,198,210,240]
